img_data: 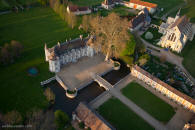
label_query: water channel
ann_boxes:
[46,60,130,116]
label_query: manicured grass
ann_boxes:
[98,98,154,130]
[182,38,195,78]
[70,0,103,6]
[97,5,136,17]
[144,0,184,16]
[141,27,163,45]
[0,7,85,114]
[181,0,195,23]
[121,82,175,122]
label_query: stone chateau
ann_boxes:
[44,36,95,72]
[158,10,194,53]
[132,65,195,113]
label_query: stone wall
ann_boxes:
[131,65,195,113]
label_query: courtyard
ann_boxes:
[121,82,175,122]
[98,98,154,130]
[56,54,113,90]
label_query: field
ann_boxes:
[98,98,154,130]
[121,82,175,122]
[182,39,195,78]
[0,0,37,11]
[144,0,184,16]
[0,7,85,114]
[70,0,103,6]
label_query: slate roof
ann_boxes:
[48,38,88,60]
[129,13,146,29]
[170,15,190,32]
[75,102,115,130]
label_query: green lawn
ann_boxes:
[182,38,195,78]
[141,27,163,45]
[121,82,175,122]
[70,0,103,6]
[0,7,85,115]
[98,98,154,130]
[144,0,184,16]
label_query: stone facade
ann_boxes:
[158,10,194,53]
[131,65,195,113]
[124,0,157,14]
[45,37,95,73]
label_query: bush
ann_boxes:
[145,32,153,40]
[44,88,55,104]
[121,56,134,66]
[138,54,150,66]
[79,121,85,129]
[54,110,69,128]
[114,62,120,67]
[66,89,76,94]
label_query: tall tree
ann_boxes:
[10,40,23,57]
[90,13,129,61]
[82,15,92,32]
[67,12,77,28]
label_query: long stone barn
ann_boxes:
[131,65,195,113]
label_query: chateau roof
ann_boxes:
[48,38,88,60]
[133,65,195,104]
[130,0,157,8]
[68,5,89,12]
[75,102,115,130]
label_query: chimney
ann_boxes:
[80,35,83,40]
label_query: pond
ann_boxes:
[28,67,38,76]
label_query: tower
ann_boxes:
[174,8,181,22]
[44,43,49,61]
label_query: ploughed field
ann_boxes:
[0,7,84,114]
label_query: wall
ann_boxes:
[131,66,195,113]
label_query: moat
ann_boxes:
[46,60,130,116]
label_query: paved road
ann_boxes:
[94,74,166,130]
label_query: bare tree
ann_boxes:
[10,40,23,57]
[3,110,22,125]
[67,12,77,28]
[44,88,55,104]
[90,13,129,61]
[82,15,92,32]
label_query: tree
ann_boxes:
[10,40,23,57]
[0,46,10,64]
[120,34,136,56]
[44,88,55,104]
[82,15,92,32]
[26,109,56,130]
[54,110,69,129]
[160,55,166,63]
[90,13,129,61]
[3,111,22,125]
[121,56,134,66]
[59,4,66,20]
[138,54,150,66]
[67,12,77,28]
